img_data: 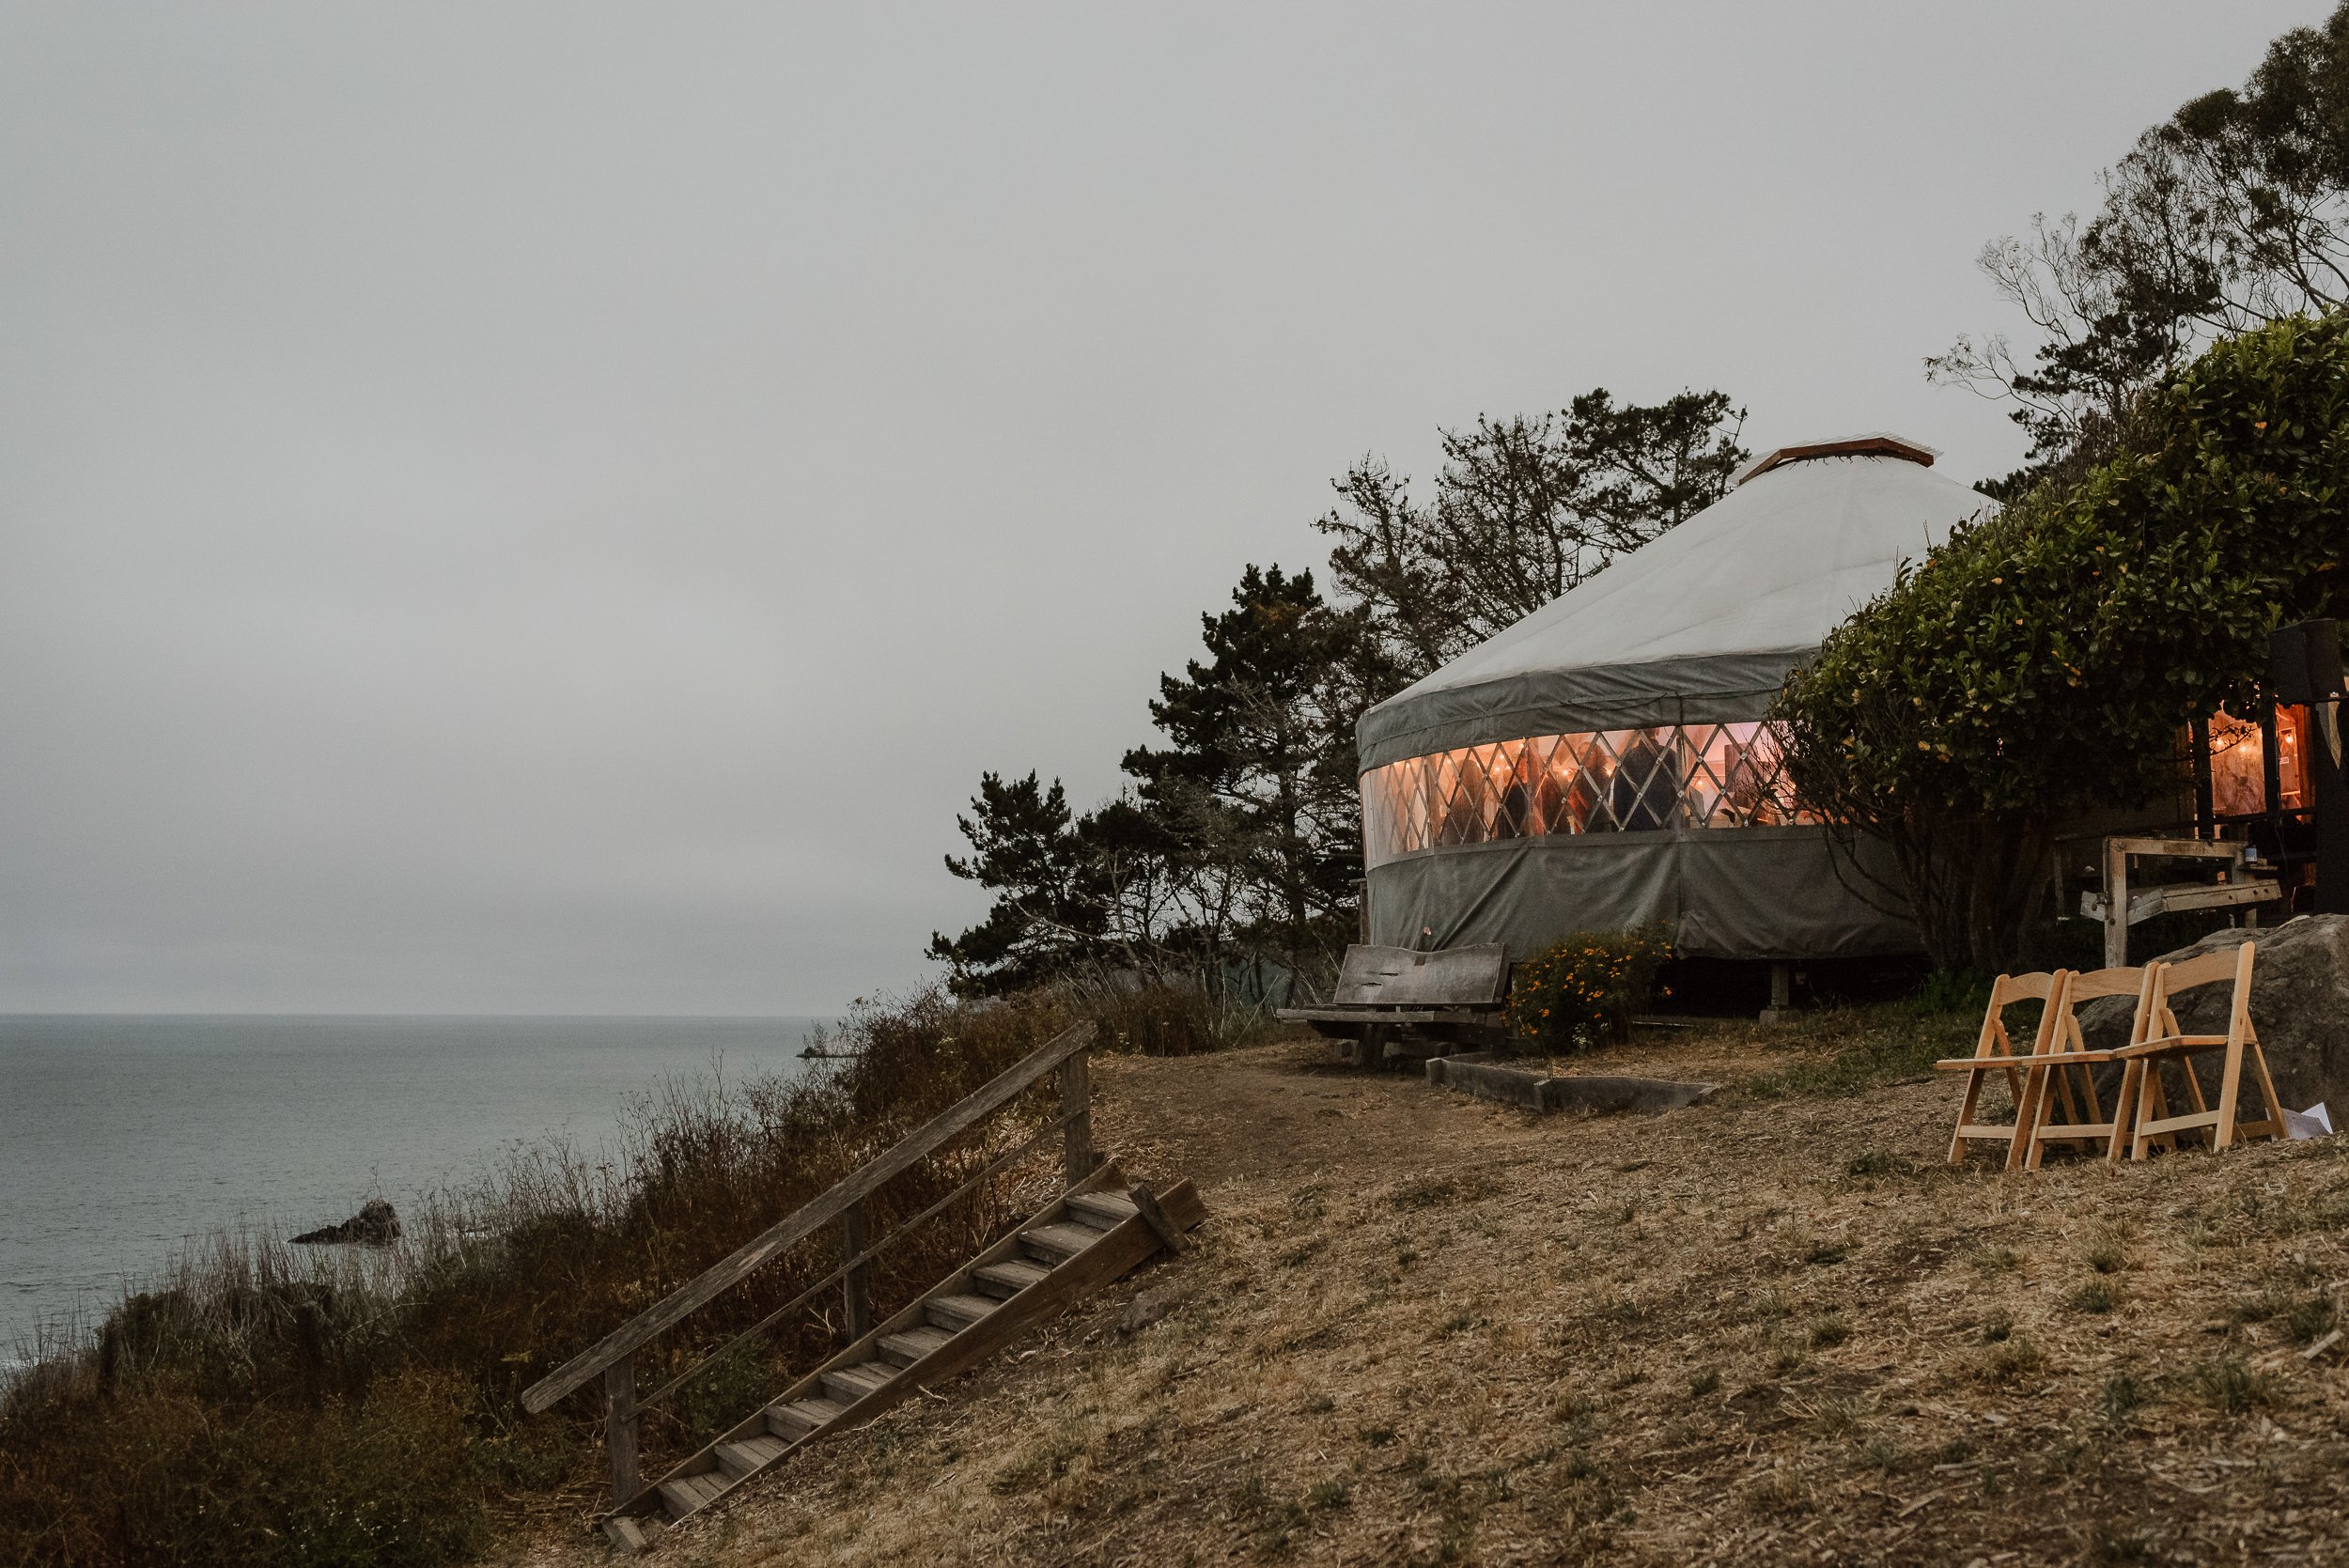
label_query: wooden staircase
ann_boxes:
[602,1157,1204,1551]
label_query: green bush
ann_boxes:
[1505,927,1672,1052]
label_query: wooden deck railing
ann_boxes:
[520,1020,1098,1503]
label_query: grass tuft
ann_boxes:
[2190,1358,2271,1415]
[2100,1371,2153,1423]
[2069,1280,2120,1315]
[1979,1334,2045,1383]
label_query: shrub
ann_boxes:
[1074,980,1281,1056]
[1914,970,1994,1017]
[1506,926,1672,1052]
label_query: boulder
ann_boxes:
[291,1199,401,1247]
[2077,914,2349,1112]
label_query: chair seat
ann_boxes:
[2119,1033,2228,1056]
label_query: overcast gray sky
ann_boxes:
[0,3,2321,1014]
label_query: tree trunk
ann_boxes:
[1895,809,2054,976]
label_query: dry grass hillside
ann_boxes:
[505,1016,2349,1567]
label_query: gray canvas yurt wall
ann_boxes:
[1354,434,1993,962]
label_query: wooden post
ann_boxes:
[96,1320,120,1403]
[604,1356,639,1507]
[1759,963,1794,1025]
[294,1298,329,1411]
[2191,715,2216,837]
[2104,838,2131,969]
[840,1201,871,1342]
[1128,1182,1188,1254]
[1058,1048,1096,1185]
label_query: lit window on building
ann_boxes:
[2207,706,2310,818]
[1360,722,1818,868]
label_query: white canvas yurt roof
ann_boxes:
[1356,434,1995,771]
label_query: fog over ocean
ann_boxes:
[0,1015,826,1352]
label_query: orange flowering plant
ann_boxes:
[1505,925,1672,1053]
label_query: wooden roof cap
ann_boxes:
[1734,431,1940,487]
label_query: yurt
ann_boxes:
[1354,433,1995,961]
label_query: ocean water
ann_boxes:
[0,1015,826,1354]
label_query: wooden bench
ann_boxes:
[1278,943,1510,1068]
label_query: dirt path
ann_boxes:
[1095,1027,1781,1190]
[1094,1040,1546,1189]
[502,1029,2349,1567]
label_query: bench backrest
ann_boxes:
[1330,943,1509,1008]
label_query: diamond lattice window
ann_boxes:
[1361,722,1816,867]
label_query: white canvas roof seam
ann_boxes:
[1357,442,1993,773]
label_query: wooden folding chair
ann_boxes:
[2109,943,2283,1159]
[1936,970,2070,1169]
[2012,965,2158,1171]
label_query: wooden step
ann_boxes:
[766,1395,846,1441]
[715,1435,787,1478]
[658,1470,728,1518]
[819,1360,896,1406]
[1019,1220,1109,1262]
[926,1292,1000,1330]
[878,1325,955,1367]
[602,1514,663,1552]
[1066,1190,1139,1227]
[973,1258,1050,1298]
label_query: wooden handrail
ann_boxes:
[630,1105,1084,1414]
[521,1020,1095,1415]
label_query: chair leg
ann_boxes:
[2077,1061,2104,1125]
[2180,1055,2211,1118]
[2019,1071,2056,1172]
[2246,1043,2287,1141]
[2213,1036,2246,1152]
[2052,1064,2084,1127]
[2132,1065,2167,1161]
[2107,1060,2142,1167]
[2011,1060,2053,1164]
[1949,1066,1990,1166]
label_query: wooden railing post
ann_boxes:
[2104,837,2131,969]
[604,1356,639,1506]
[1059,1046,1096,1184]
[840,1201,870,1342]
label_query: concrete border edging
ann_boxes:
[1426,1055,1717,1115]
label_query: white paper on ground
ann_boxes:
[2283,1101,2335,1141]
